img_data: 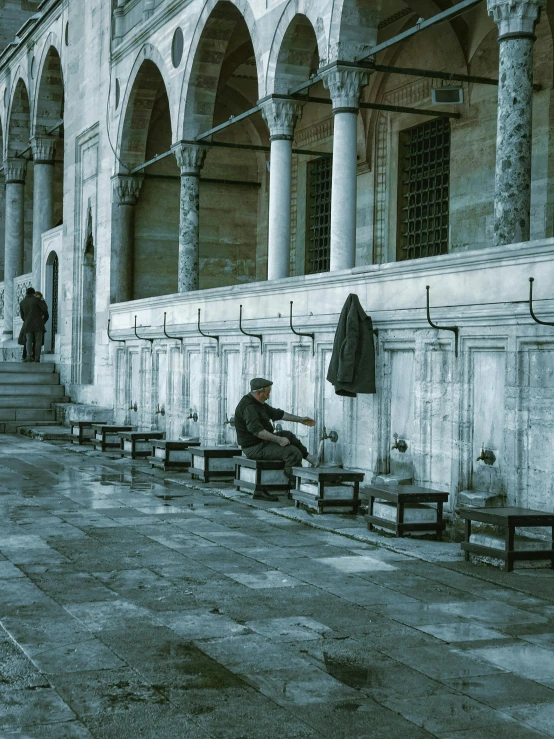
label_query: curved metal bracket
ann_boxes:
[163,312,184,344]
[426,286,459,358]
[198,309,220,355]
[529,278,554,327]
[290,301,314,355]
[107,319,126,343]
[239,304,263,353]
[134,315,154,350]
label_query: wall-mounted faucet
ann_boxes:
[188,408,198,423]
[224,414,235,427]
[128,402,137,412]
[155,404,165,416]
[392,433,408,453]
[321,426,338,442]
[476,445,496,465]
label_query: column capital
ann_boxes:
[112,173,144,206]
[261,98,304,141]
[487,0,546,39]
[31,135,57,164]
[3,158,27,184]
[172,143,208,176]
[321,65,369,113]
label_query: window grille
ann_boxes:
[397,118,450,261]
[306,156,332,274]
[52,254,59,338]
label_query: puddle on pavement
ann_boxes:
[323,654,370,689]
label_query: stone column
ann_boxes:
[173,143,208,293]
[261,99,303,280]
[31,136,57,291]
[111,174,143,303]
[322,66,368,271]
[2,158,27,341]
[488,0,546,246]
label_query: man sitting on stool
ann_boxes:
[235,378,318,501]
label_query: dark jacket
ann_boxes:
[20,296,49,333]
[326,294,376,397]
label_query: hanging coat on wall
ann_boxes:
[326,293,376,397]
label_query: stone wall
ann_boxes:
[109,238,554,513]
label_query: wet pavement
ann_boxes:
[1,434,554,738]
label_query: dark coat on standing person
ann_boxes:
[19,296,49,333]
[326,293,376,397]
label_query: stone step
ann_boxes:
[0,362,56,374]
[0,384,66,397]
[0,421,60,434]
[0,408,55,422]
[0,396,62,408]
[0,372,60,385]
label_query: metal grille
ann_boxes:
[306,156,332,274]
[397,118,450,261]
[52,254,59,338]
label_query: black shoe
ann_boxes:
[253,489,279,502]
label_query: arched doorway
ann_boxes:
[44,250,59,353]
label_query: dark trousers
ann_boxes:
[243,431,308,478]
[25,331,44,363]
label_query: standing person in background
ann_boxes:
[19,287,49,363]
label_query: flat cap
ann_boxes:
[250,377,273,391]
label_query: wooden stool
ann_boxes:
[366,484,449,539]
[291,467,364,514]
[92,425,135,452]
[148,440,201,471]
[460,506,554,572]
[234,457,289,496]
[71,420,108,446]
[119,431,165,459]
[190,447,241,483]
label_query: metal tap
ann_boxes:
[155,404,165,416]
[321,426,338,442]
[392,432,408,453]
[476,444,496,465]
[128,402,137,412]
[224,414,235,427]
[188,408,198,422]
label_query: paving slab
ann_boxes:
[1,433,554,737]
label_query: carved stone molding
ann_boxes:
[261,99,304,140]
[487,0,546,38]
[112,174,144,206]
[3,158,27,184]
[31,136,57,164]
[321,66,370,112]
[172,144,208,176]
[295,117,334,147]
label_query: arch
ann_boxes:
[6,78,31,157]
[33,40,65,136]
[266,10,323,95]
[178,0,263,140]
[116,45,174,173]
[328,0,382,62]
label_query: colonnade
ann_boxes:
[1,0,542,341]
[1,135,57,341]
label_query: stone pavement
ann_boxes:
[1,435,554,738]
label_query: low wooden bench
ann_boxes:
[189,447,241,483]
[365,484,449,539]
[71,420,108,446]
[291,467,364,514]
[119,430,165,459]
[148,439,201,471]
[92,424,135,453]
[460,506,554,572]
[234,457,289,496]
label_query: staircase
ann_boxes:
[0,362,68,433]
